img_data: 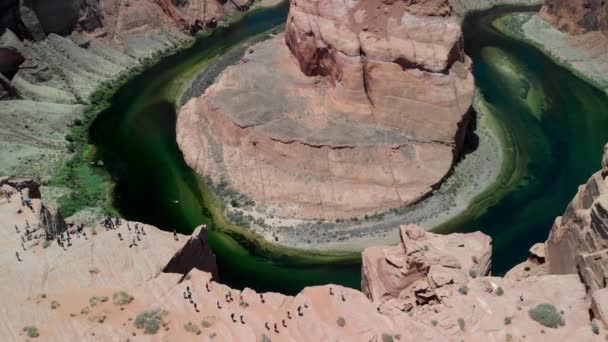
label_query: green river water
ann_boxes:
[90,4,608,294]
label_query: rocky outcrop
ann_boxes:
[162,224,219,279]
[1,178,599,341]
[540,0,608,35]
[545,143,608,293]
[362,224,491,313]
[177,0,474,222]
[361,224,595,340]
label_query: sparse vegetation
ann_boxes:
[472,256,478,264]
[337,316,346,327]
[592,321,600,335]
[88,313,106,323]
[112,291,134,306]
[88,267,100,275]
[431,319,438,326]
[89,296,108,307]
[135,309,167,334]
[506,333,513,341]
[469,269,478,278]
[260,333,272,342]
[201,317,214,328]
[458,285,469,295]
[42,240,51,248]
[80,307,90,315]
[457,318,465,331]
[528,303,565,328]
[496,286,504,296]
[184,321,201,335]
[504,316,512,325]
[382,333,394,342]
[23,326,39,338]
[50,300,60,310]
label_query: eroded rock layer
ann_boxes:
[178,0,474,221]
[0,178,600,341]
[540,0,608,35]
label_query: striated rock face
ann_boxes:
[540,0,608,35]
[178,0,474,221]
[545,143,608,293]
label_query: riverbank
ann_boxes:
[31,0,289,225]
[493,12,608,94]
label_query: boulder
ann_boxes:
[162,225,219,279]
[361,224,491,312]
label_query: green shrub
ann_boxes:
[112,291,134,306]
[201,317,214,328]
[458,318,465,331]
[184,321,201,335]
[42,240,51,248]
[382,333,394,342]
[592,321,600,335]
[23,326,39,338]
[337,316,346,327]
[135,309,167,334]
[89,296,108,307]
[496,286,504,296]
[458,285,468,295]
[528,303,565,328]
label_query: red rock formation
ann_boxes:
[362,224,491,313]
[162,225,219,279]
[177,0,474,221]
[545,144,608,293]
[540,0,608,35]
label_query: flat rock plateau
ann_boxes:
[178,0,475,223]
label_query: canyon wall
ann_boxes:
[1,176,600,341]
[177,0,474,223]
[540,0,608,35]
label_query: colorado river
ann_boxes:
[90,3,608,294]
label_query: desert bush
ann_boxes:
[89,296,108,307]
[458,285,468,295]
[472,256,478,264]
[135,309,167,334]
[260,333,272,342]
[112,291,134,306]
[23,326,39,338]
[458,318,465,331]
[382,333,394,342]
[431,319,438,326]
[469,269,478,278]
[43,240,51,248]
[337,316,346,327]
[504,316,512,325]
[50,300,60,310]
[184,321,201,335]
[528,303,565,328]
[88,267,100,274]
[201,317,214,328]
[592,321,600,335]
[496,286,504,296]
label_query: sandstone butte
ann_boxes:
[5,143,608,341]
[177,0,475,221]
